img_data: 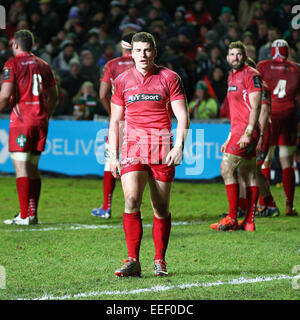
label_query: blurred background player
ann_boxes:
[210,41,262,232]
[109,32,189,277]
[221,57,279,219]
[91,32,135,219]
[0,29,58,225]
[258,39,300,216]
[240,57,279,218]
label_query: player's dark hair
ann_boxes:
[228,41,247,58]
[14,29,34,52]
[122,31,136,45]
[132,32,156,49]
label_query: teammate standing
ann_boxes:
[210,41,262,232]
[91,32,135,219]
[240,57,279,218]
[258,39,300,216]
[109,32,189,277]
[0,30,58,225]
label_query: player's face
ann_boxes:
[227,48,245,71]
[132,41,157,73]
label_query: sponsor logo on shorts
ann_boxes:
[128,93,162,102]
[16,134,27,148]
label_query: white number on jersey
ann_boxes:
[273,79,286,98]
[32,74,42,96]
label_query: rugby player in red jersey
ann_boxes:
[0,30,58,225]
[239,57,279,218]
[91,32,135,219]
[210,41,262,232]
[258,39,300,216]
[109,32,189,277]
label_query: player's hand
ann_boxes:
[166,147,183,166]
[237,134,251,149]
[110,159,121,179]
[256,136,263,153]
[221,142,228,153]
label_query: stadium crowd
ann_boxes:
[0,0,300,121]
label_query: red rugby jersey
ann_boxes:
[111,65,186,144]
[227,64,262,135]
[100,53,134,84]
[2,52,56,127]
[257,58,300,117]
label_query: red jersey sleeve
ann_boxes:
[2,60,15,84]
[100,61,112,84]
[167,73,186,102]
[111,76,125,107]
[245,68,263,94]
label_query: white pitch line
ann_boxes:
[22,274,292,300]
[2,221,203,232]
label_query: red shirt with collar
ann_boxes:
[227,64,262,136]
[111,64,186,145]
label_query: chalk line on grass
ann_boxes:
[2,220,203,232]
[20,274,293,300]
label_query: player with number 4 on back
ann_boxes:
[257,39,300,216]
[0,30,58,225]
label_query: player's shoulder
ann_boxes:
[3,56,16,68]
[286,59,300,69]
[257,59,271,71]
[33,54,51,68]
[244,64,260,76]
[157,66,180,81]
[114,67,133,83]
[105,56,120,68]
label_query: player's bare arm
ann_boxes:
[99,81,112,115]
[45,85,58,118]
[109,102,124,178]
[257,102,270,152]
[238,90,262,148]
[0,82,13,113]
[166,99,190,166]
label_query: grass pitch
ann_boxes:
[0,175,299,300]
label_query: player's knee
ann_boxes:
[220,161,233,180]
[125,194,141,211]
[152,202,169,218]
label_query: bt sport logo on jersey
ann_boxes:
[128,94,162,103]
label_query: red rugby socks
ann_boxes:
[239,197,248,212]
[102,171,116,211]
[16,177,30,219]
[123,211,143,260]
[152,213,171,261]
[282,167,295,209]
[29,178,41,217]
[226,183,239,220]
[261,167,271,182]
[245,186,259,224]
